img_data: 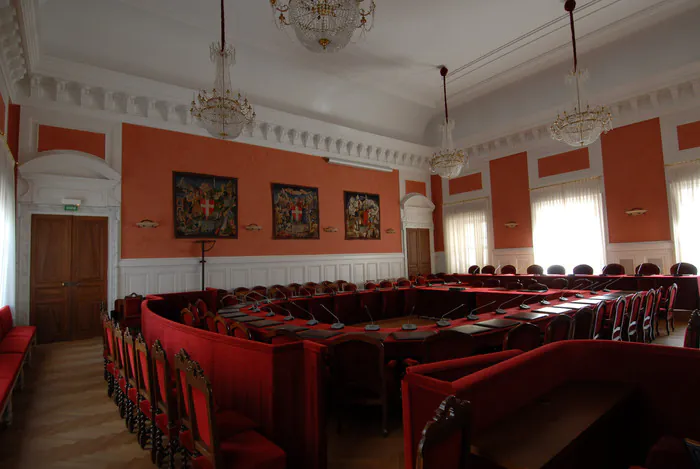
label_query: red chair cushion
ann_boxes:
[192,430,286,469]
[179,410,259,453]
[0,335,32,354]
[645,436,695,469]
[139,398,152,417]
[0,354,23,379]
[156,413,180,439]
[128,387,139,404]
[6,326,36,338]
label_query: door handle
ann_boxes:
[62,281,80,287]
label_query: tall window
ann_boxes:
[0,142,15,310]
[531,179,606,273]
[668,162,700,267]
[444,199,489,273]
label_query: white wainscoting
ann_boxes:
[492,248,535,275]
[433,252,446,274]
[118,253,406,296]
[606,241,674,275]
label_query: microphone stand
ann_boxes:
[519,294,544,310]
[495,294,525,315]
[290,301,318,326]
[402,306,418,331]
[466,301,496,321]
[436,304,465,327]
[321,304,345,330]
[363,305,380,331]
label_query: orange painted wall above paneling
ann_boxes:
[448,173,482,195]
[430,175,444,252]
[121,124,402,259]
[677,120,700,151]
[37,125,106,159]
[537,148,590,178]
[7,104,20,162]
[601,118,671,243]
[490,153,533,249]
[405,180,426,196]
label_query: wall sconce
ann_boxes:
[625,208,647,216]
[245,224,263,231]
[504,222,518,229]
[385,228,397,234]
[323,226,338,233]
[136,219,159,228]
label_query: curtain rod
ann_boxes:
[530,175,601,192]
[442,196,489,207]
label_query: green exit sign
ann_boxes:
[64,204,79,212]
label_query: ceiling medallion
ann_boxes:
[429,66,466,180]
[550,0,612,148]
[190,0,255,140]
[270,0,376,53]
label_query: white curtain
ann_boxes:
[444,199,489,273]
[0,142,15,311]
[531,178,606,274]
[668,162,700,267]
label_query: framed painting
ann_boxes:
[344,191,381,240]
[271,183,320,239]
[173,171,238,238]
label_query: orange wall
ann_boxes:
[405,180,426,196]
[121,124,402,259]
[7,104,20,162]
[538,148,589,178]
[37,125,106,159]
[431,175,444,252]
[490,152,533,249]
[449,173,482,195]
[601,118,671,243]
[677,120,700,151]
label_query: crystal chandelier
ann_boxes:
[270,0,376,53]
[550,0,612,148]
[429,66,466,179]
[190,0,255,140]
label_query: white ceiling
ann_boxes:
[35,0,698,145]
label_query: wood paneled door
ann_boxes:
[406,228,432,277]
[30,215,108,344]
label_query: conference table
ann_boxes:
[454,273,700,310]
[220,286,629,360]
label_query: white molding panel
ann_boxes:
[492,248,535,275]
[118,253,405,296]
[607,241,674,275]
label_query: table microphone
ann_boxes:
[280,306,295,321]
[321,304,345,330]
[495,295,525,315]
[402,306,417,331]
[363,305,380,331]
[676,262,683,276]
[493,265,501,275]
[466,301,496,321]
[290,301,318,326]
[602,277,624,293]
[246,291,272,312]
[519,294,544,310]
[436,304,465,327]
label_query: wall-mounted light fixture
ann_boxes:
[504,222,518,229]
[136,219,159,228]
[385,228,397,234]
[625,208,647,217]
[245,224,263,231]
[323,226,338,233]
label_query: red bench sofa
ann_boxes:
[402,340,700,469]
[0,305,36,425]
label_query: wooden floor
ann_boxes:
[0,317,689,469]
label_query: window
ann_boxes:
[668,162,700,267]
[531,179,606,273]
[444,199,489,273]
[0,143,15,310]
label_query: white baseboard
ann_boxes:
[492,248,535,274]
[118,253,406,296]
[606,241,674,275]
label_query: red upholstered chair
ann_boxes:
[328,335,393,436]
[364,281,379,290]
[134,335,155,449]
[684,310,700,349]
[426,274,438,280]
[636,262,661,276]
[303,282,321,294]
[572,278,593,290]
[546,265,566,275]
[251,285,268,297]
[550,278,568,290]
[181,308,196,327]
[591,301,607,340]
[214,316,230,336]
[151,340,179,466]
[287,283,301,296]
[658,283,678,336]
[423,331,475,364]
[611,296,628,342]
[203,312,217,333]
[572,307,594,339]
[506,281,523,291]
[335,280,348,288]
[228,321,252,340]
[640,289,657,343]
[342,282,358,292]
[625,292,643,342]
[602,263,625,275]
[503,323,541,351]
[467,265,481,274]
[544,315,573,344]
[113,323,129,418]
[184,361,286,469]
[481,265,496,275]
[500,265,516,275]
[415,395,472,469]
[299,286,315,296]
[321,280,333,287]
[483,278,500,288]
[526,264,544,275]
[670,262,698,275]
[233,287,250,301]
[103,318,118,398]
[379,280,394,288]
[397,279,412,288]
[572,264,594,275]
[123,328,143,434]
[322,284,339,294]
[195,298,209,315]
[220,294,238,307]
[415,277,428,286]
[268,285,290,300]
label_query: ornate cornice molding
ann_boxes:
[0,3,27,100]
